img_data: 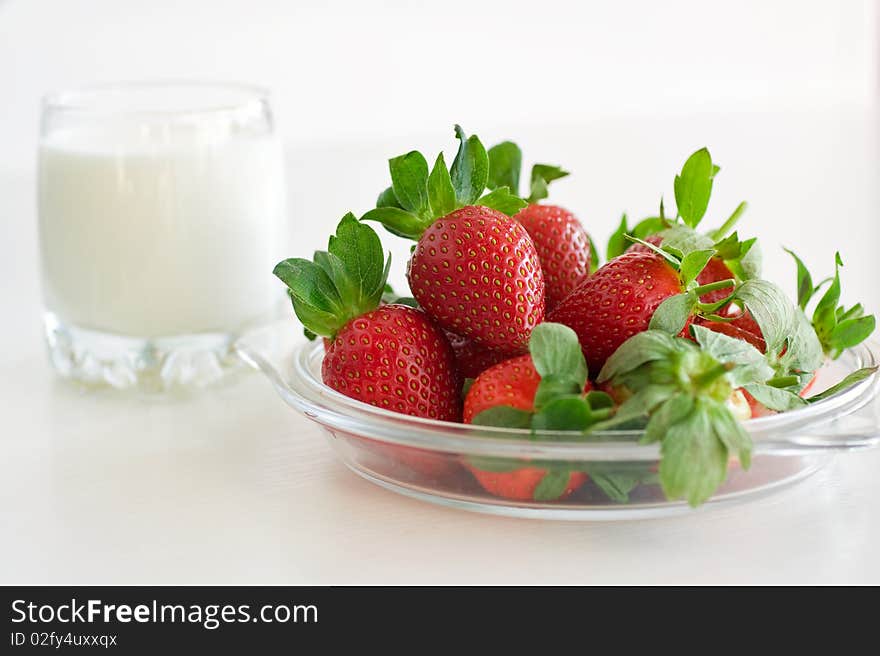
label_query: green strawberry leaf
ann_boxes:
[389,151,430,218]
[533,470,574,501]
[303,326,318,341]
[328,213,388,307]
[673,147,717,229]
[606,214,630,260]
[471,405,533,429]
[734,279,796,359]
[587,234,600,273]
[742,383,807,411]
[361,206,426,240]
[597,330,679,382]
[784,248,814,310]
[529,322,588,386]
[679,249,717,287]
[462,377,475,398]
[427,152,457,218]
[376,186,403,209]
[584,463,651,503]
[533,375,583,410]
[274,215,390,338]
[610,384,679,426]
[806,366,879,403]
[643,393,695,444]
[690,324,775,386]
[624,235,682,269]
[477,186,528,216]
[659,398,728,507]
[532,396,595,431]
[706,398,752,468]
[486,141,522,193]
[632,214,670,240]
[584,390,614,410]
[659,224,715,257]
[829,316,876,356]
[528,164,569,203]
[649,293,695,335]
[781,307,825,374]
[731,238,762,280]
[450,125,489,206]
[274,259,343,315]
[713,233,742,261]
[812,252,843,341]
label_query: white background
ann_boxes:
[2,1,880,584]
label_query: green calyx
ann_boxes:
[617,232,735,335]
[607,148,753,271]
[361,126,528,240]
[486,140,570,204]
[785,249,876,360]
[596,328,769,506]
[471,322,612,433]
[273,214,391,338]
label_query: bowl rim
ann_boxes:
[238,331,880,461]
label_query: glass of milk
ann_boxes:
[38,82,288,391]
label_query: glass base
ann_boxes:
[43,312,247,392]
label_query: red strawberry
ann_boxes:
[697,257,737,304]
[322,304,461,421]
[445,331,518,380]
[407,206,544,352]
[462,354,540,422]
[274,214,462,422]
[514,204,592,311]
[364,127,544,354]
[548,251,688,375]
[466,466,587,502]
[461,324,602,502]
[628,235,735,304]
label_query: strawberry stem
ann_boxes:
[766,375,800,388]
[691,362,735,389]
[692,278,736,296]
[710,201,748,240]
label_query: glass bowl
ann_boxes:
[236,323,880,520]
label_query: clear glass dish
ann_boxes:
[236,322,880,520]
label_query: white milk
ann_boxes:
[38,127,287,338]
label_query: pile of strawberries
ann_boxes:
[275,127,876,507]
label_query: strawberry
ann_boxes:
[549,250,728,375]
[445,331,517,380]
[407,205,544,351]
[466,466,588,502]
[363,126,544,353]
[273,214,461,422]
[462,354,541,423]
[627,234,739,305]
[462,323,613,502]
[514,204,593,311]
[484,141,594,312]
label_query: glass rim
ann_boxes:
[41,80,271,117]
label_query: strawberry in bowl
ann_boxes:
[265,134,879,514]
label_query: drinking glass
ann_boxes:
[38,82,288,391]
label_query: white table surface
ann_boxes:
[3,111,880,585]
